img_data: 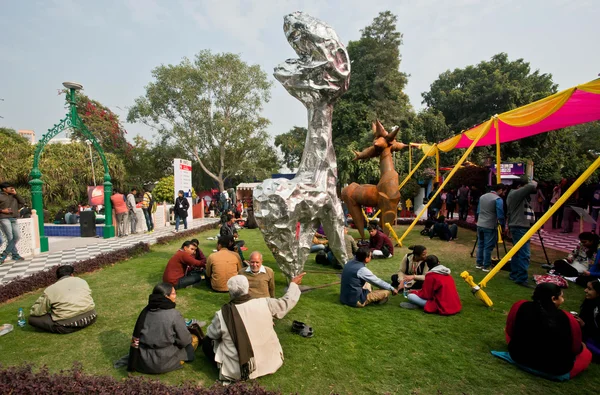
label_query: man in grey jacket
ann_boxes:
[127,188,138,234]
[475,184,506,272]
[506,179,538,287]
[0,182,25,264]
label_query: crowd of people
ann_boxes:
[7,176,600,383]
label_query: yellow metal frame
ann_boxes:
[461,154,600,306]
[398,144,437,192]
[385,222,401,246]
[396,119,493,247]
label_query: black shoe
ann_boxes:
[541,264,553,270]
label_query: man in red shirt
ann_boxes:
[401,255,461,315]
[110,189,129,237]
[367,225,394,259]
[163,241,206,289]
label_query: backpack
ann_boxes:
[145,192,157,213]
[315,250,329,265]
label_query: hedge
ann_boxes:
[0,363,281,394]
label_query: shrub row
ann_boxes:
[0,242,150,304]
[0,363,281,394]
[155,222,219,245]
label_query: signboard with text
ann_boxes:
[174,158,192,206]
[491,162,525,176]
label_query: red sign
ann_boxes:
[180,164,192,171]
[87,185,104,206]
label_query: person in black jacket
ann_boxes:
[174,190,190,232]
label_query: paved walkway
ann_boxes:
[0,218,219,285]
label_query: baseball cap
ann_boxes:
[0,182,13,189]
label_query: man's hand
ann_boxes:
[391,288,398,296]
[574,316,585,327]
[404,275,415,282]
[0,208,11,214]
[291,272,306,285]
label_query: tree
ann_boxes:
[274,126,307,170]
[422,53,557,133]
[126,135,181,188]
[67,91,132,157]
[332,11,414,184]
[127,50,280,191]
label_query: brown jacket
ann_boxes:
[206,249,242,292]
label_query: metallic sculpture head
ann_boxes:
[274,11,350,105]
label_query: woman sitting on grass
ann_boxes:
[542,232,599,277]
[391,245,428,291]
[576,280,600,358]
[127,283,199,374]
[400,255,461,315]
[505,283,592,378]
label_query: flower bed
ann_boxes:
[0,363,280,394]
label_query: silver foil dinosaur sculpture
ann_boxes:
[253,12,350,278]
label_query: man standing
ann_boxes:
[127,188,138,234]
[0,182,25,264]
[142,186,154,232]
[340,246,398,307]
[475,184,506,272]
[507,179,538,287]
[367,225,394,258]
[162,241,206,289]
[203,273,304,381]
[29,265,97,334]
[110,189,128,237]
[457,184,470,221]
[239,251,275,298]
[206,236,243,292]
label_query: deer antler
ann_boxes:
[374,120,387,138]
[386,126,400,142]
[353,145,379,160]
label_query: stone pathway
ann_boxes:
[0,218,219,285]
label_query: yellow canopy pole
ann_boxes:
[409,144,412,173]
[398,144,437,192]
[475,154,600,289]
[385,223,401,246]
[397,120,493,247]
[361,208,369,222]
[495,116,501,184]
[371,209,381,220]
[435,148,440,183]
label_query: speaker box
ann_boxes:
[79,211,97,237]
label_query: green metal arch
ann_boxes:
[29,86,115,253]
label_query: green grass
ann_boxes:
[0,226,598,394]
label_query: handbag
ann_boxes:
[524,198,535,224]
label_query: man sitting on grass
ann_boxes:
[239,251,275,298]
[368,225,394,258]
[203,273,304,381]
[429,215,458,241]
[29,265,97,334]
[206,235,243,292]
[163,241,206,289]
[340,246,398,307]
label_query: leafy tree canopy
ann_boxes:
[127,50,280,191]
[274,126,307,170]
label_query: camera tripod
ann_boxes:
[470,225,551,266]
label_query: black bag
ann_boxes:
[315,250,329,265]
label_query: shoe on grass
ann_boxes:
[516,282,533,289]
[481,267,490,272]
[400,302,419,310]
[475,265,483,270]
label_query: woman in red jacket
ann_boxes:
[505,283,592,378]
[400,255,461,315]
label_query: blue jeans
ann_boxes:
[476,226,497,269]
[142,208,153,231]
[407,293,427,308]
[0,218,20,257]
[509,226,531,284]
[175,215,187,231]
[175,271,203,289]
[310,244,327,253]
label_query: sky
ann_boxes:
[1,0,598,145]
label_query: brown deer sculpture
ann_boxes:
[342,120,406,240]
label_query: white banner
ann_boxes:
[173,158,193,206]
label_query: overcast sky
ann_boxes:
[1,0,598,144]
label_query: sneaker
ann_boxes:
[400,302,419,310]
[11,255,25,262]
[481,267,490,272]
[475,265,483,270]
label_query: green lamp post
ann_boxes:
[29,82,115,253]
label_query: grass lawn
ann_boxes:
[0,225,598,394]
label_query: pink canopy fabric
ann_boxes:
[437,79,600,151]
